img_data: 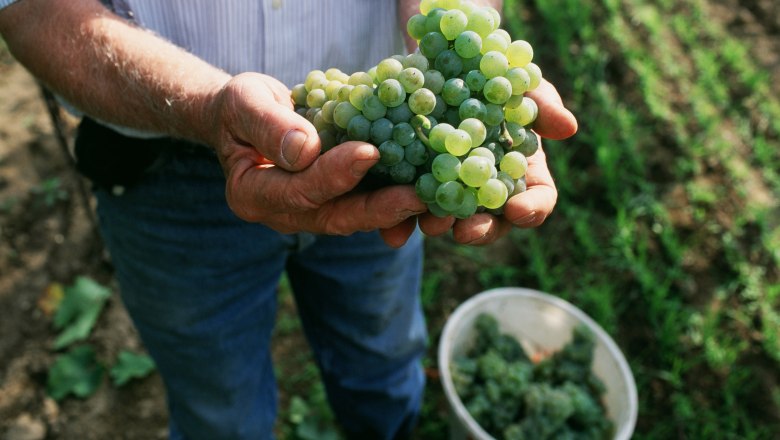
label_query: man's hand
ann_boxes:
[209,73,427,242]
[416,78,577,245]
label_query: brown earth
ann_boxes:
[1,1,779,439]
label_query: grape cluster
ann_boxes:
[452,314,614,440]
[292,0,543,218]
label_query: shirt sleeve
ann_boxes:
[0,0,19,10]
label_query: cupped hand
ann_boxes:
[416,78,578,245]
[209,73,427,242]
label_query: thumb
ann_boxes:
[284,141,381,208]
[221,73,321,171]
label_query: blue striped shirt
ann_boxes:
[109,0,404,87]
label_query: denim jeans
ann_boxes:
[91,141,427,439]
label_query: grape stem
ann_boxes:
[499,121,514,149]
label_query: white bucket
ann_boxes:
[437,287,638,440]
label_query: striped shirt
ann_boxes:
[110,0,404,88]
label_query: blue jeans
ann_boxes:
[92,144,427,439]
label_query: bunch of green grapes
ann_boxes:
[291,0,543,218]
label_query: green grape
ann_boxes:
[440,0,463,9]
[458,0,477,15]
[376,58,404,82]
[481,31,509,55]
[496,170,515,195]
[482,141,505,164]
[483,76,512,104]
[291,84,308,106]
[304,70,328,91]
[348,71,373,87]
[424,8,447,33]
[348,84,373,110]
[512,176,527,195]
[524,62,543,90]
[445,129,472,156]
[478,178,509,209]
[504,96,537,126]
[306,88,327,108]
[311,111,328,132]
[485,6,501,30]
[464,69,487,92]
[484,103,504,126]
[431,153,461,182]
[408,88,437,116]
[430,95,448,119]
[468,146,496,161]
[423,69,445,94]
[377,79,406,107]
[436,180,465,211]
[434,49,464,79]
[324,68,342,80]
[461,53,482,74]
[440,9,468,40]
[441,78,471,106]
[378,140,404,166]
[429,123,455,153]
[403,53,429,71]
[325,80,343,100]
[459,155,493,188]
[452,187,478,219]
[480,51,508,79]
[370,118,394,144]
[444,107,461,126]
[361,94,387,121]
[420,0,439,15]
[493,29,512,46]
[459,117,487,147]
[385,101,413,124]
[392,122,416,146]
[367,66,378,84]
[389,160,416,184]
[333,101,361,129]
[459,98,487,121]
[398,67,425,93]
[336,84,354,102]
[347,115,371,141]
[505,67,531,95]
[407,14,429,41]
[506,40,534,67]
[405,140,429,166]
[466,8,495,38]
[415,172,440,203]
[454,30,482,59]
[419,31,448,59]
[500,151,528,179]
[320,100,338,124]
[517,131,539,157]
[318,129,338,152]
[427,201,451,218]
[504,122,528,147]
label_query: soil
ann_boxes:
[1,1,779,439]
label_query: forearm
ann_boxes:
[0,0,231,145]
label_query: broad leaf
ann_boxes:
[110,350,156,386]
[52,277,111,349]
[47,345,104,400]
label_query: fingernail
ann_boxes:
[515,212,538,226]
[281,129,307,166]
[351,159,376,177]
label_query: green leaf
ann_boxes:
[52,277,111,350]
[110,350,156,386]
[47,345,104,400]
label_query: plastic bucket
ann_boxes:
[438,287,638,440]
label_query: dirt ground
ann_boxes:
[1,1,779,439]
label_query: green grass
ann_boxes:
[272,0,779,438]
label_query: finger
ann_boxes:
[257,73,296,109]
[452,213,513,245]
[307,185,426,235]
[225,73,321,171]
[503,148,558,227]
[418,212,455,236]
[527,78,578,140]
[380,216,419,248]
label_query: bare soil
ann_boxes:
[1,1,779,438]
